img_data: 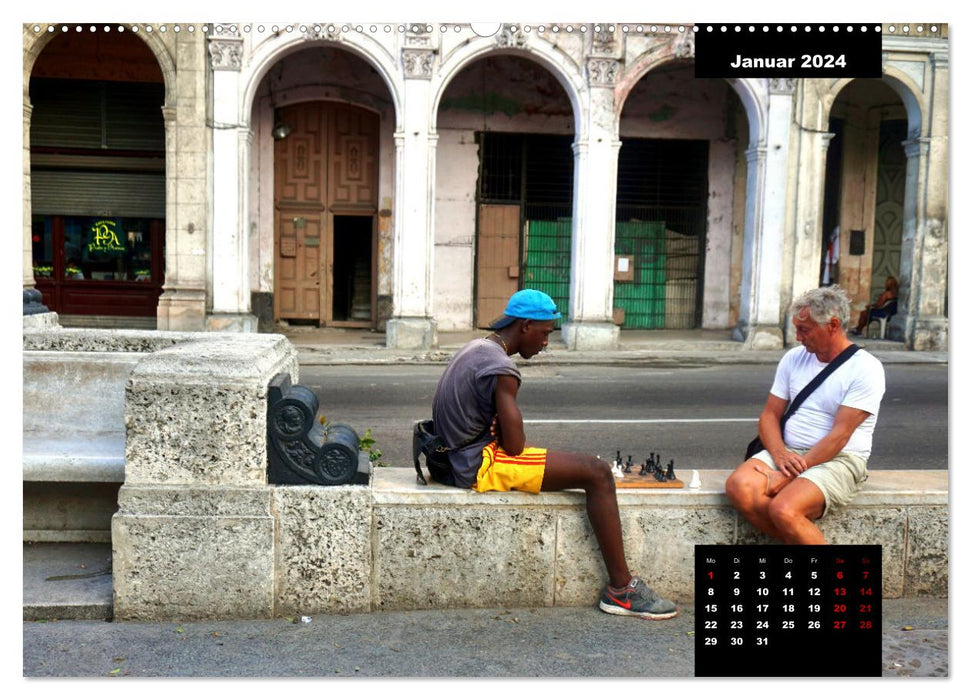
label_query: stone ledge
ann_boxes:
[372,468,948,506]
[364,468,947,609]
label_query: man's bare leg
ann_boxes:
[725,460,793,541]
[540,451,631,588]
[766,479,827,544]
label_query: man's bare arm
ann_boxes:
[494,374,525,456]
[802,405,871,467]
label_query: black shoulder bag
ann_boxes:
[744,344,860,460]
[412,419,493,486]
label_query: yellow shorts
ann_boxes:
[472,442,548,494]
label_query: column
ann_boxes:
[734,80,793,349]
[897,137,947,350]
[386,47,437,349]
[561,58,621,350]
[207,35,257,332]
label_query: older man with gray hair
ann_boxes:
[725,286,886,544]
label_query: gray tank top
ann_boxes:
[431,338,522,487]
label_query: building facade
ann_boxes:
[22,22,949,350]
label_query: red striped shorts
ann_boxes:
[472,441,548,494]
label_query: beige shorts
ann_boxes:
[751,447,869,517]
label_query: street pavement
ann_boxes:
[22,541,949,679]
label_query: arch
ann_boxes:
[240,32,403,130]
[430,38,586,137]
[824,69,925,139]
[616,50,764,146]
[24,24,177,107]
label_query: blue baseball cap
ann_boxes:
[489,289,562,329]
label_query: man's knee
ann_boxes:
[725,465,759,510]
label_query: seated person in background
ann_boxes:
[850,275,899,335]
[725,286,886,544]
[431,289,677,620]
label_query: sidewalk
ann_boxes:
[23,542,948,678]
[275,324,948,367]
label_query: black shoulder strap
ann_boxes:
[780,344,860,429]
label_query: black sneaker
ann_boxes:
[599,576,678,620]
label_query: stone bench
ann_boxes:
[22,326,298,543]
[262,467,948,620]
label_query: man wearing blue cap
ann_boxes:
[432,289,678,620]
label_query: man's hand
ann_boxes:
[770,449,810,478]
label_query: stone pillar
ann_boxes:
[157,30,210,331]
[896,137,948,349]
[734,80,793,349]
[788,129,835,316]
[112,334,299,620]
[386,49,437,349]
[207,35,257,333]
[23,99,35,290]
[561,58,621,350]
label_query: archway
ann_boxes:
[434,53,577,329]
[27,30,167,326]
[249,46,396,330]
[616,60,750,329]
[820,79,909,318]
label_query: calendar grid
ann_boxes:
[695,545,882,677]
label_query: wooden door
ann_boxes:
[476,203,521,327]
[274,102,377,324]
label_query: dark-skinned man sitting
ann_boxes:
[432,289,677,619]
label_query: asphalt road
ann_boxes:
[301,363,948,471]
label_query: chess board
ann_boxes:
[614,473,684,489]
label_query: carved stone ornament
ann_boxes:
[403,48,434,78]
[591,24,616,54]
[495,24,528,49]
[588,57,620,86]
[769,78,797,94]
[208,38,243,70]
[406,23,433,47]
[672,30,695,59]
[306,24,344,42]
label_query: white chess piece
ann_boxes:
[688,470,701,488]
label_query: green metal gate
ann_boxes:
[522,219,571,328]
[613,221,667,328]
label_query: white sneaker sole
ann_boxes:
[599,600,678,620]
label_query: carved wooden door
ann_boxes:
[274,102,377,324]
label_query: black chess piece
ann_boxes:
[665,459,676,481]
[615,450,622,470]
[624,455,634,473]
[639,459,649,476]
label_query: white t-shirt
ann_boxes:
[770,346,886,458]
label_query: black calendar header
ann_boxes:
[694,24,883,79]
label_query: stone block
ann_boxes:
[373,505,555,610]
[273,485,373,615]
[904,506,948,597]
[554,505,737,606]
[112,485,275,621]
[385,317,437,350]
[560,321,619,350]
[124,334,298,486]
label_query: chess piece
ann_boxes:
[639,459,649,476]
[688,470,701,488]
[624,455,634,473]
[665,459,676,481]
